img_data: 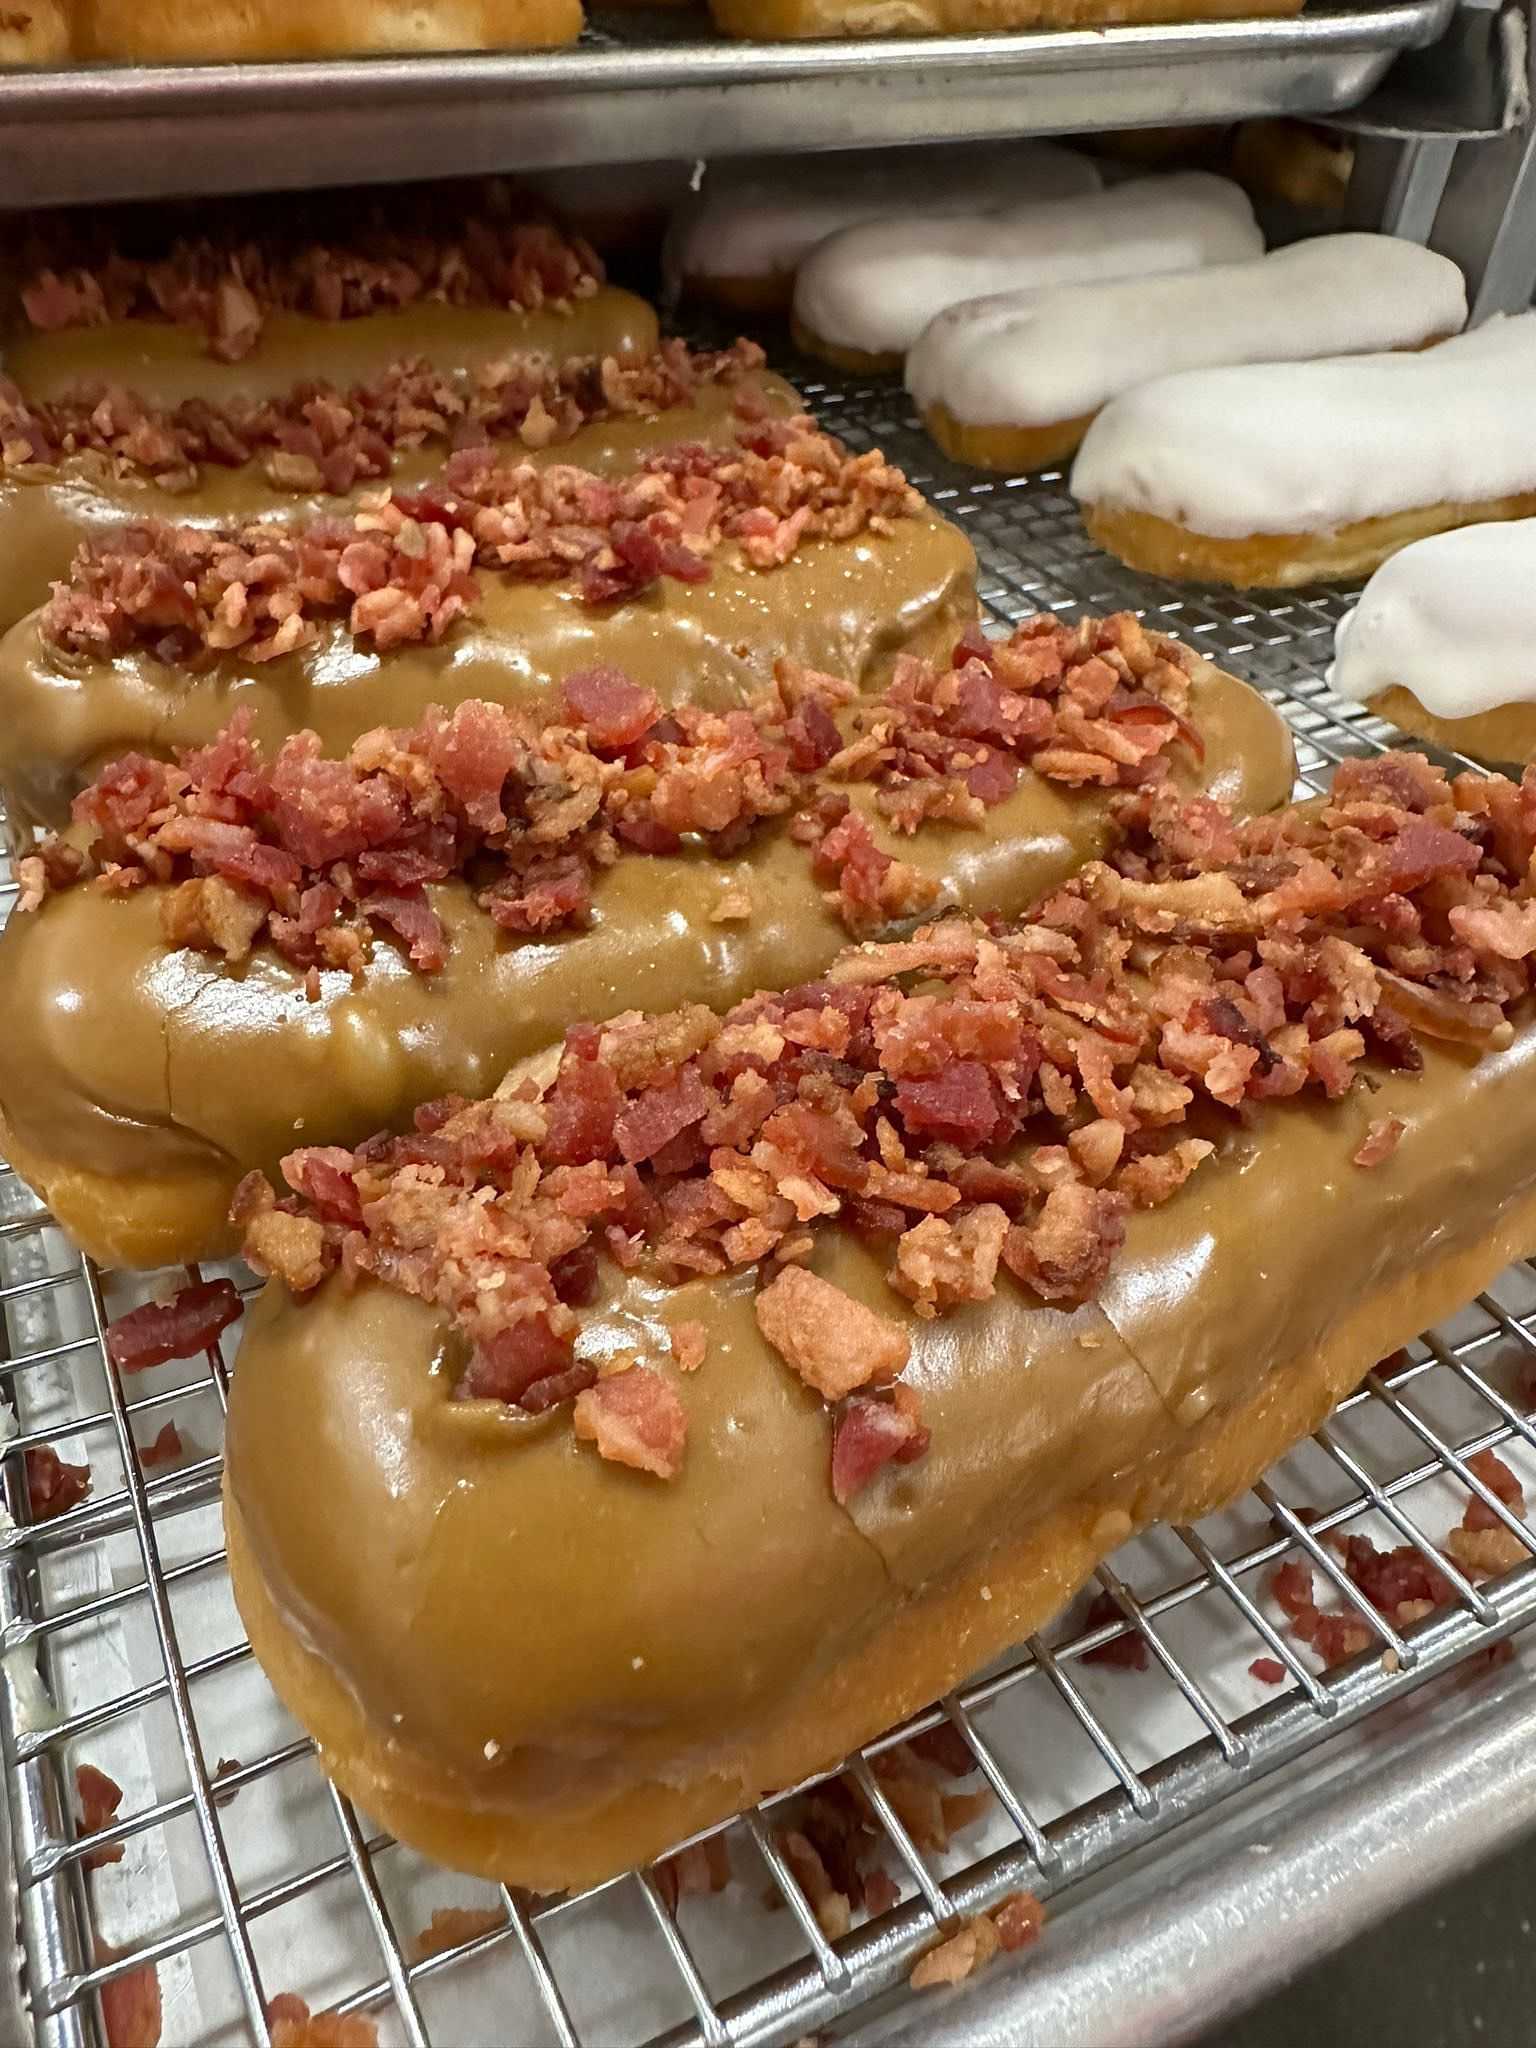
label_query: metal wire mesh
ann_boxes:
[3,359,1536,2048]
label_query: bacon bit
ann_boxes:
[410,1906,506,1961]
[755,1267,909,1401]
[25,1445,91,1520]
[1461,1447,1526,1528]
[76,1762,125,1868]
[778,1828,852,1941]
[95,1938,162,2048]
[266,1994,378,2048]
[0,341,764,493]
[212,1758,243,1808]
[655,1833,733,1913]
[864,1869,901,1917]
[105,1279,241,1373]
[1249,1657,1286,1685]
[1080,1590,1148,1671]
[19,209,602,355]
[910,1913,1002,1990]
[138,1421,183,1469]
[1446,1525,1531,1578]
[573,1364,687,1479]
[1353,1115,1406,1169]
[831,1390,928,1503]
[669,1320,708,1373]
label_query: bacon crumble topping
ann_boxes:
[27,613,1205,976]
[237,751,1536,1498]
[37,412,920,663]
[0,340,767,496]
[20,214,601,361]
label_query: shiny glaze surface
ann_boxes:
[0,661,1292,1196]
[0,372,801,637]
[1,291,660,409]
[225,1020,1536,1808]
[0,506,975,835]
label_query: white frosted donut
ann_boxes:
[791,172,1262,367]
[907,234,1466,469]
[663,142,1102,307]
[1330,518,1536,762]
[1071,312,1536,589]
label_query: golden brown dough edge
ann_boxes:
[0,1107,237,1271]
[713,0,1299,38]
[923,401,1096,476]
[224,1178,1536,1894]
[1083,491,1536,591]
[1364,686,1536,772]
[789,316,902,379]
[0,0,69,59]
[78,0,583,58]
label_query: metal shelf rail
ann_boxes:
[1,365,1535,2048]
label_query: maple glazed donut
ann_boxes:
[3,0,580,61]
[907,235,1466,476]
[0,342,799,637]
[709,0,1301,43]
[1072,312,1536,590]
[664,143,1102,316]
[1330,519,1536,767]
[0,616,1293,1269]
[222,750,1536,1891]
[0,415,975,839]
[790,174,1262,375]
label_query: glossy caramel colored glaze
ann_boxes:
[0,504,975,838]
[0,372,803,638]
[0,291,660,410]
[1084,490,1536,591]
[0,661,1292,1265]
[223,1019,1536,1889]
[1366,686,1536,772]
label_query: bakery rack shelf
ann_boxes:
[3,355,1536,2048]
[0,0,1456,206]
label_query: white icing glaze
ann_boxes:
[1070,311,1536,538]
[1330,518,1536,719]
[906,234,1466,428]
[663,142,1101,292]
[792,172,1261,359]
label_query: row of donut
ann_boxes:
[1,0,1307,64]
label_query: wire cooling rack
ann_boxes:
[3,358,1536,2048]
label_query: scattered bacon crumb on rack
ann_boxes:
[24,1445,91,1520]
[1270,1447,1531,1669]
[18,215,602,361]
[20,613,1204,972]
[910,1890,1046,1989]
[96,1937,162,2048]
[237,752,1536,1494]
[75,1761,125,1870]
[36,413,921,663]
[266,1993,378,2048]
[0,339,768,496]
[410,1905,508,1962]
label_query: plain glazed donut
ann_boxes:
[0,618,1293,1268]
[0,417,975,838]
[0,344,799,637]
[907,235,1466,475]
[7,0,580,60]
[709,0,1301,43]
[1072,313,1536,589]
[222,750,1536,1891]
[790,174,1262,374]
[663,144,1101,316]
[1330,518,1536,766]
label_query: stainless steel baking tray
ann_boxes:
[0,0,1456,208]
[2,355,1535,2048]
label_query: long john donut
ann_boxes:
[0,618,1293,1268]
[0,416,975,838]
[222,750,1536,1891]
[1072,312,1536,590]
[906,235,1466,476]
[0,344,801,637]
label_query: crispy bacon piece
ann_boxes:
[266,1994,378,2048]
[573,1365,687,1480]
[755,1267,909,1401]
[655,1833,733,1912]
[1353,1116,1406,1169]
[95,1939,162,2048]
[410,1906,506,1961]
[105,1280,241,1373]
[25,1445,91,1520]
[76,1761,126,1869]
[1080,1590,1148,1671]
[830,1391,927,1504]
